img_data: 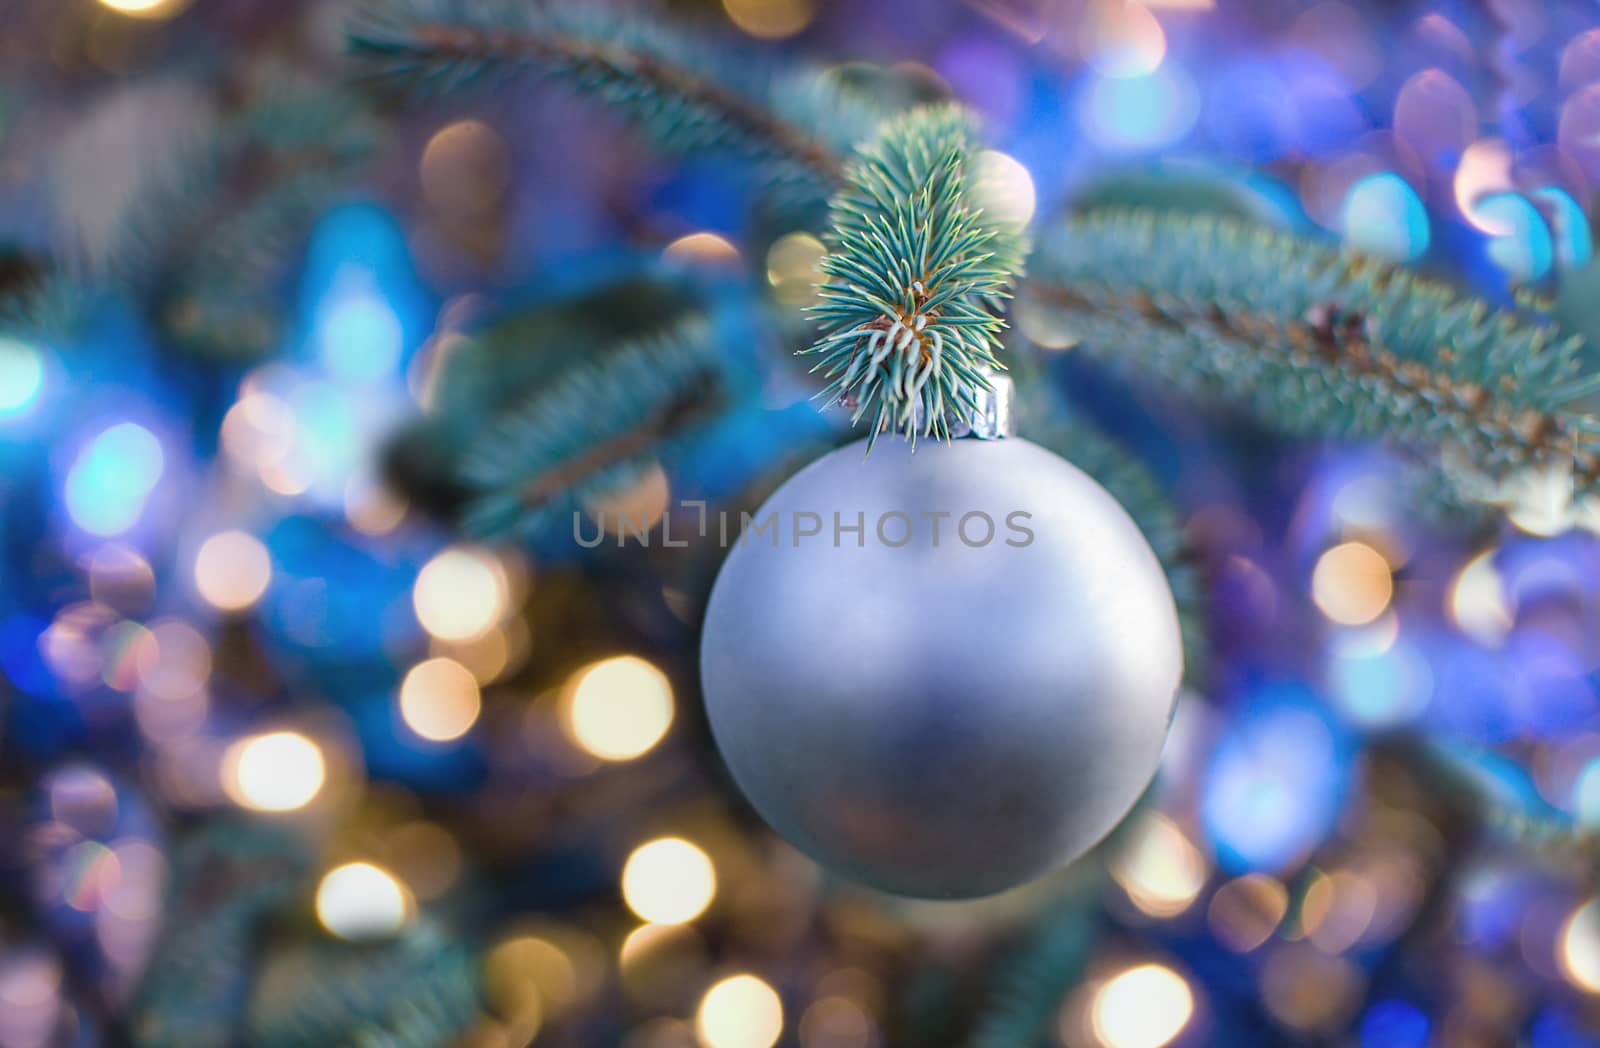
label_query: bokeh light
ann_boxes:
[1448,549,1512,647]
[193,530,272,611]
[722,0,814,40]
[970,150,1037,227]
[563,655,674,761]
[1208,873,1289,951]
[413,546,509,642]
[1341,173,1429,261]
[1081,1,1167,78]
[665,232,741,266]
[65,422,164,536]
[0,336,44,417]
[221,730,327,812]
[766,232,826,307]
[1109,812,1207,918]
[696,974,784,1048]
[319,291,404,384]
[1311,542,1393,626]
[399,657,482,742]
[1559,898,1600,992]
[1203,696,1345,872]
[1081,65,1200,151]
[622,837,717,925]
[95,0,190,18]
[1090,964,1194,1048]
[316,862,411,941]
[1476,193,1554,282]
[421,119,511,218]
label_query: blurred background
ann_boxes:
[3,0,1600,1045]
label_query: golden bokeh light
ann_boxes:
[1310,541,1393,626]
[1090,964,1194,1048]
[221,730,326,812]
[696,974,784,1048]
[421,119,511,218]
[1108,812,1207,919]
[970,150,1037,228]
[399,657,482,743]
[315,862,411,941]
[622,837,717,924]
[345,476,408,536]
[193,530,272,612]
[722,0,815,40]
[664,232,742,266]
[798,996,872,1048]
[1560,898,1600,992]
[1207,873,1289,952]
[564,655,675,761]
[1452,550,1510,646]
[413,546,509,642]
[584,464,672,537]
[766,232,826,307]
[96,0,191,18]
[1082,1,1168,79]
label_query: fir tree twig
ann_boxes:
[347,0,877,199]
[1026,210,1600,506]
[806,105,1023,446]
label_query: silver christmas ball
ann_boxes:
[700,436,1183,899]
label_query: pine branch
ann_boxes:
[459,311,729,539]
[347,0,880,201]
[806,105,1024,446]
[964,878,1103,1048]
[131,822,313,1048]
[1026,210,1600,508]
[103,87,376,359]
[247,922,480,1048]
[385,273,744,542]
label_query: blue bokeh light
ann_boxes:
[63,422,165,537]
[1342,173,1430,261]
[1329,631,1432,729]
[1202,688,1349,872]
[319,290,404,383]
[0,336,44,417]
[1477,193,1554,282]
[1360,1000,1429,1048]
[1081,64,1200,151]
[1533,187,1593,271]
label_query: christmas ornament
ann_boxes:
[700,383,1183,898]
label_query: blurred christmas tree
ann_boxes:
[5,1,1600,1046]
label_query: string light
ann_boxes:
[1109,812,1207,918]
[664,232,741,266]
[193,531,272,611]
[398,657,482,742]
[622,837,717,924]
[1311,542,1393,626]
[95,0,190,18]
[1090,964,1194,1048]
[563,655,674,761]
[970,150,1037,227]
[413,546,509,642]
[696,974,784,1048]
[1559,898,1600,993]
[221,731,325,812]
[315,862,411,941]
[1447,550,1511,647]
[722,0,814,40]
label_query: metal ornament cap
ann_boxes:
[700,434,1183,899]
